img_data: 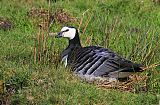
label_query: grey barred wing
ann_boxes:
[68,46,142,78]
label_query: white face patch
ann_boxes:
[61,27,76,40]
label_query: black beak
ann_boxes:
[55,32,63,38]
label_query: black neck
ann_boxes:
[68,30,82,48]
[61,29,81,59]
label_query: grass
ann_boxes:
[0,0,160,104]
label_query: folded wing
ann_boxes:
[68,46,143,79]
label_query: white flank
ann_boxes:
[62,55,68,67]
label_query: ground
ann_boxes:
[0,0,160,105]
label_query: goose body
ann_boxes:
[56,26,143,82]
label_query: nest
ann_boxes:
[97,75,148,92]
[0,17,13,30]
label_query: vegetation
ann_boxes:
[0,0,160,104]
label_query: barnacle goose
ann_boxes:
[56,26,144,82]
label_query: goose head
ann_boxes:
[56,26,77,40]
[56,26,81,46]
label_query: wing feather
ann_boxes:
[67,46,143,78]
